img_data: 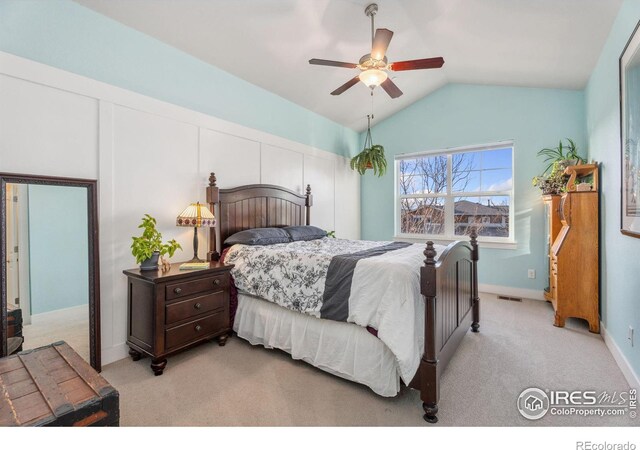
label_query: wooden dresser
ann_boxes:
[123,262,233,375]
[547,164,599,333]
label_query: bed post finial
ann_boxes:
[469,227,479,262]
[424,241,437,266]
[209,172,217,187]
[305,184,313,225]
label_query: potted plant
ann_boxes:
[350,114,387,177]
[537,138,585,174]
[532,161,569,195]
[350,144,387,176]
[131,214,182,270]
[532,139,586,195]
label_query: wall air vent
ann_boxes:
[498,295,522,302]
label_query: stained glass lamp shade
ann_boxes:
[176,202,215,262]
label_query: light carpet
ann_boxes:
[101,293,635,426]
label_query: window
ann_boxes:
[395,142,514,243]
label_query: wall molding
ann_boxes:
[30,303,88,325]
[601,321,640,390]
[0,50,360,367]
[101,342,129,368]
[0,51,348,164]
[479,283,545,301]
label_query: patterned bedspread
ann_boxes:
[224,237,446,383]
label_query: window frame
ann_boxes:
[394,141,516,247]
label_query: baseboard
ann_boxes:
[101,342,129,367]
[600,321,640,390]
[478,283,545,301]
[30,303,88,324]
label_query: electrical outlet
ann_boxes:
[629,326,634,347]
[528,269,536,279]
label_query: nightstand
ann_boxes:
[123,261,234,375]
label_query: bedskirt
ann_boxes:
[233,292,401,397]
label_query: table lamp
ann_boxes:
[176,202,216,262]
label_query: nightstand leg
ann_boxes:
[128,347,143,361]
[217,334,228,346]
[151,358,167,376]
[553,313,565,328]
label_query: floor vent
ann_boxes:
[498,295,522,302]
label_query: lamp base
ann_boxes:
[186,256,206,263]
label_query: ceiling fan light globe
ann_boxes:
[359,69,388,88]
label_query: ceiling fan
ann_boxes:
[309,3,444,99]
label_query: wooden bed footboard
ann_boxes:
[410,230,479,423]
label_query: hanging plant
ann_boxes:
[350,114,387,177]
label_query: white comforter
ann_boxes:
[224,237,446,384]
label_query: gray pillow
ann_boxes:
[224,227,291,246]
[284,226,327,242]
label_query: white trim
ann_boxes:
[395,140,515,159]
[601,321,640,390]
[0,51,351,165]
[479,283,545,301]
[101,342,129,367]
[394,235,517,250]
[30,303,88,325]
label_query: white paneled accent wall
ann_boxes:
[260,144,304,192]
[0,52,360,365]
[0,74,99,179]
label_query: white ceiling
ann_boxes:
[74,0,622,132]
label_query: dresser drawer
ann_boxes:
[165,291,226,325]
[165,274,228,300]
[165,311,226,351]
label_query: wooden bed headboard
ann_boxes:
[205,172,312,260]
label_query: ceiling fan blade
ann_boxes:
[371,28,393,60]
[331,76,361,96]
[389,57,445,71]
[309,58,358,69]
[380,78,403,99]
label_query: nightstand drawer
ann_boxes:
[165,291,226,325]
[165,311,225,351]
[166,274,228,300]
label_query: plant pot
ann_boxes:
[365,162,373,169]
[140,251,160,271]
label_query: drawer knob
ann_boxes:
[195,325,202,332]
[213,279,221,286]
[174,287,182,294]
[194,303,202,310]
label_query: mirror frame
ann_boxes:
[0,173,101,371]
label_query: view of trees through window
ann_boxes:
[398,146,513,239]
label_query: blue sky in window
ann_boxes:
[400,147,512,194]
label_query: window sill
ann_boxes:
[393,235,518,250]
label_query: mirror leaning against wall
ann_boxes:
[0,173,101,371]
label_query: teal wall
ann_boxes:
[585,0,640,380]
[0,0,358,158]
[361,84,587,291]
[28,185,88,315]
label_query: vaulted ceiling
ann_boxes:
[74,0,622,132]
